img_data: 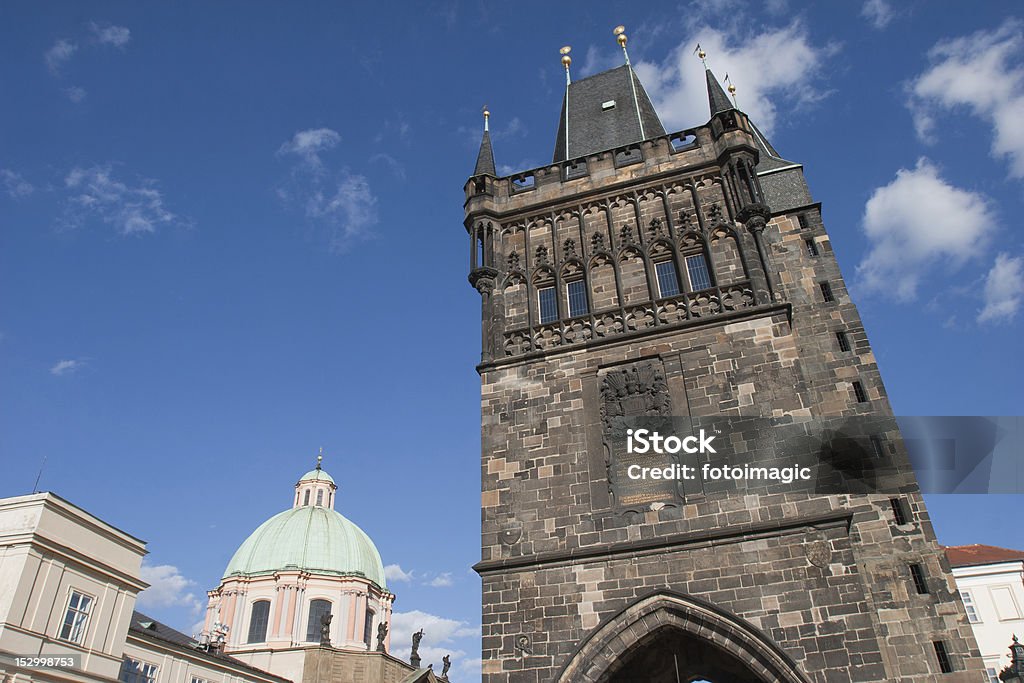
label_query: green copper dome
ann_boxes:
[298,468,335,485]
[223,506,385,588]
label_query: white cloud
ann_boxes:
[276,129,377,251]
[138,563,204,616]
[63,166,180,235]
[89,22,131,48]
[909,20,1024,178]
[50,359,85,376]
[45,39,77,74]
[427,572,454,588]
[389,610,480,673]
[278,128,342,167]
[978,253,1024,323]
[857,158,997,301]
[64,86,87,103]
[1,169,34,198]
[384,564,414,582]
[861,0,894,30]
[633,20,837,135]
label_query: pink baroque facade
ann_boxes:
[202,461,394,667]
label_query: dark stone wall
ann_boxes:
[466,114,984,682]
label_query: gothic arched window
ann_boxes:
[306,599,332,642]
[247,600,270,643]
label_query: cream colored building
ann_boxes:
[946,544,1024,682]
[0,467,445,683]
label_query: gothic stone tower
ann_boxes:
[464,53,983,682]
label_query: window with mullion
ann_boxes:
[247,600,271,643]
[538,286,557,324]
[59,590,94,644]
[655,261,680,298]
[306,599,332,642]
[566,280,588,318]
[685,253,712,291]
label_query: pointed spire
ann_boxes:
[473,106,496,177]
[705,68,734,117]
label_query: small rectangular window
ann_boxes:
[836,331,850,352]
[59,590,94,644]
[655,261,681,298]
[870,435,885,458]
[910,563,929,594]
[933,640,953,673]
[685,254,712,291]
[853,381,868,403]
[988,667,1000,683]
[805,238,819,257]
[538,286,557,324]
[961,591,980,623]
[120,658,159,683]
[798,213,810,230]
[889,497,909,525]
[566,280,589,317]
[819,281,834,302]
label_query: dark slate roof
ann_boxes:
[552,64,666,162]
[706,69,734,118]
[945,544,1024,567]
[128,611,291,682]
[473,130,496,176]
[749,119,799,172]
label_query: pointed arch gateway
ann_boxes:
[556,591,812,683]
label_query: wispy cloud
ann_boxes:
[857,158,997,302]
[427,572,454,588]
[63,165,183,235]
[384,564,414,582]
[1,169,34,199]
[276,127,378,252]
[370,153,406,181]
[908,19,1024,178]
[45,39,77,75]
[64,86,87,103]
[50,359,85,376]
[978,253,1024,324]
[861,0,894,30]
[89,22,131,48]
[138,563,205,619]
[390,610,480,676]
[633,20,839,135]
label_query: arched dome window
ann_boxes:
[247,600,270,643]
[306,599,332,642]
[303,490,310,506]
[363,609,374,649]
[316,490,324,506]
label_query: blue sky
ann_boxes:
[2,1,1023,678]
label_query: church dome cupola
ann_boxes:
[294,451,338,510]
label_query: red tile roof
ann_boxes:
[944,544,1024,568]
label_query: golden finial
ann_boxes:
[316,447,323,470]
[482,104,490,132]
[614,25,627,48]
[694,43,707,67]
[725,73,738,106]
[560,45,572,85]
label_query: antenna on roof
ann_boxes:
[724,73,738,107]
[32,454,48,493]
[694,43,708,68]
[613,25,630,66]
[482,105,490,132]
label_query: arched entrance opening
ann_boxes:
[605,626,769,683]
[556,591,811,683]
